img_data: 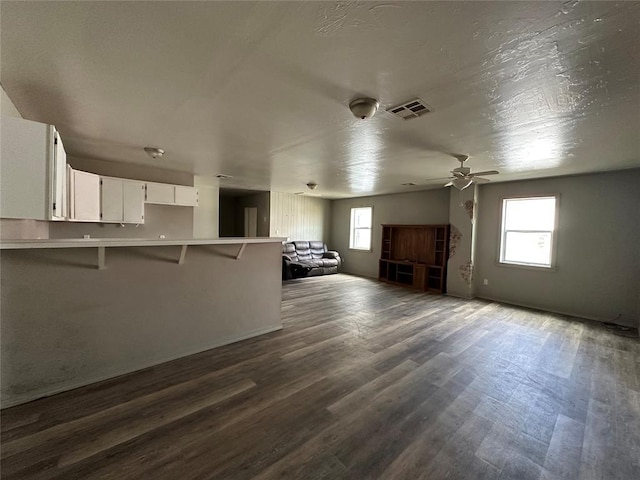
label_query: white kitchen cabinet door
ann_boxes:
[100,177,123,222]
[0,116,67,220]
[174,186,199,206]
[145,182,175,204]
[51,129,68,220]
[123,180,145,223]
[70,169,100,222]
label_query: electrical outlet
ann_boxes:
[483,278,489,285]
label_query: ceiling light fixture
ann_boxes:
[144,147,164,159]
[452,177,473,190]
[349,98,379,120]
[306,182,318,190]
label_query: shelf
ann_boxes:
[0,237,285,249]
[1,237,287,270]
[379,224,449,293]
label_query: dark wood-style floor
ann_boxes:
[2,274,639,479]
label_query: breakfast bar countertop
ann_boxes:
[0,237,287,249]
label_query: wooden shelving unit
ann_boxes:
[378,224,449,293]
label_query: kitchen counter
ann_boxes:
[1,237,285,407]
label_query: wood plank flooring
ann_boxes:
[2,273,639,479]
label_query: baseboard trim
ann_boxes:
[1,324,283,409]
[476,294,637,329]
[445,292,475,300]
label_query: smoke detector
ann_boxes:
[144,146,164,159]
[349,98,379,120]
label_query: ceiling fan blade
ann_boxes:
[471,177,491,184]
[425,176,455,181]
[470,170,499,177]
[443,181,453,187]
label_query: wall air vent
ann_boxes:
[386,98,432,120]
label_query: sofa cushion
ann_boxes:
[293,241,312,261]
[319,258,339,267]
[282,243,298,261]
[309,241,326,259]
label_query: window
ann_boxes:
[349,206,372,250]
[500,196,557,268]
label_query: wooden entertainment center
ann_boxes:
[378,224,450,293]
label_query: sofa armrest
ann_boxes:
[323,251,340,259]
[282,254,293,262]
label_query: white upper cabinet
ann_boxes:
[122,180,145,223]
[145,182,175,205]
[145,182,198,207]
[175,186,199,206]
[71,174,193,224]
[0,115,196,224]
[0,116,67,220]
[100,177,124,222]
[68,167,100,222]
[99,177,145,224]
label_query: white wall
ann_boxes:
[193,175,219,238]
[1,83,21,118]
[270,192,331,242]
[330,189,450,278]
[475,170,640,328]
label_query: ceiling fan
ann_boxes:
[442,154,499,190]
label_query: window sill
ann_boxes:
[349,247,373,252]
[495,261,557,273]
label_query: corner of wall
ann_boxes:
[193,176,220,238]
[1,83,23,119]
[446,186,477,297]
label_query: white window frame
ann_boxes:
[349,206,373,251]
[498,195,559,269]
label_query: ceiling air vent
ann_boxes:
[386,98,432,120]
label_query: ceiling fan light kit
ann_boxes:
[452,177,473,190]
[443,154,499,190]
[349,98,379,120]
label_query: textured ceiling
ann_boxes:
[1,1,639,198]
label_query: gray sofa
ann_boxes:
[282,241,341,279]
